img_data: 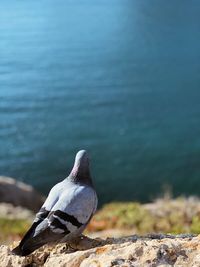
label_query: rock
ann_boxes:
[0,176,44,212]
[1,234,200,266]
[0,203,34,220]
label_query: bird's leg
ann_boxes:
[59,235,104,254]
[68,235,104,251]
[64,243,77,253]
[57,242,77,254]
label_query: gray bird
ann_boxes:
[12,150,98,256]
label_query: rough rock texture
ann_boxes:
[1,234,200,266]
[0,176,44,212]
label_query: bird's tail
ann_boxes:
[11,245,24,256]
[11,239,46,256]
[11,227,58,256]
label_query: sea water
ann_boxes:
[0,0,200,204]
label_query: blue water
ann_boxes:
[0,0,200,204]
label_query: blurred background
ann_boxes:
[1,0,200,207]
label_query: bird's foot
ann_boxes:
[58,243,77,254]
[69,235,104,251]
[60,235,104,254]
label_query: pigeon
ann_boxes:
[12,150,98,256]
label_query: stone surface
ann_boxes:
[1,234,200,266]
[0,203,34,220]
[0,176,44,212]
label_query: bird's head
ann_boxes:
[70,150,92,185]
[74,150,89,168]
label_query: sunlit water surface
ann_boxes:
[0,0,200,204]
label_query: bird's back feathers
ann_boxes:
[12,181,97,256]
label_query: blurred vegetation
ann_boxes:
[0,218,31,244]
[1,197,200,244]
[87,197,200,235]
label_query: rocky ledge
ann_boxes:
[1,234,200,267]
[0,176,44,212]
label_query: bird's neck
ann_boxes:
[69,165,93,186]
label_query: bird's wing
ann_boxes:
[28,186,97,239]
[11,206,51,256]
[35,185,97,235]
[13,185,97,256]
[49,185,98,232]
[16,181,64,249]
[16,206,50,250]
[41,180,64,210]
